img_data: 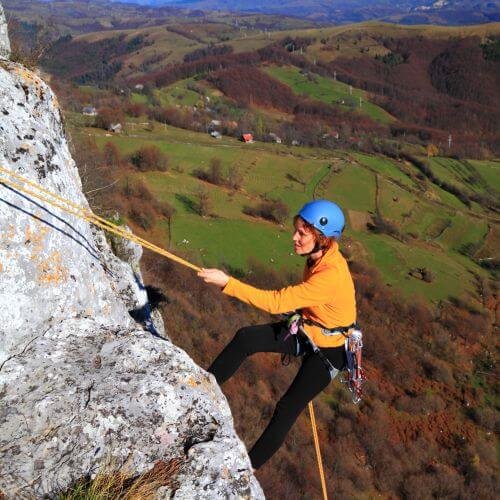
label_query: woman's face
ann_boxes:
[292,218,316,255]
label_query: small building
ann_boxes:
[134,84,144,91]
[210,119,221,127]
[108,123,122,134]
[268,132,282,144]
[291,139,300,146]
[210,130,222,139]
[322,131,339,140]
[241,133,254,143]
[82,106,97,116]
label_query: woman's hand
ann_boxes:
[197,268,230,289]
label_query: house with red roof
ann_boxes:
[241,133,254,143]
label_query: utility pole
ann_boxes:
[334,70,337,81]
[448,134,452,149]
[349,85,352,96]
[359,97,362,108]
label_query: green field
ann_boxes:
[72,120,496,307]
[264,65,395,124]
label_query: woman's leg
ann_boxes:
[208,322,296,385]
[249,351,336,469]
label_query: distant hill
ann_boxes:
[112,0,500,25]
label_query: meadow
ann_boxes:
[71,118,494,307]
[264,65,395,124]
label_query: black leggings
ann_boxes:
[208,322,346,469]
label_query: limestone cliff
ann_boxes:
[0,4,262,498]
[0,2,9,60]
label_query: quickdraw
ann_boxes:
[342,328,365,404]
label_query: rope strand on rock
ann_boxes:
[0,164,328,496]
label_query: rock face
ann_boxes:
[0,2,9,59]
[0,7,263,498]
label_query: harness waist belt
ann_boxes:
[302,318,358,337]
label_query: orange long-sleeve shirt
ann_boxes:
[222,242,356,347]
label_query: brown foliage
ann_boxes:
[243,200,289,224]
[130,145,168,172]
[208,66,299,112]
[125,102,147,118]
[95,107,125,130]
[103,141,121,170]
[329,35,499,156]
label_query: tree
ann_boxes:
[130,145,168,172]
[426,143,439,157]
[196,187,212,217]
[208,157,223,185]
[95,107,124,130]
[103,141,121,170]
[227,166,243,191]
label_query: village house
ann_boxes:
[82,106,97,116]
[108,123,122,134]
[241,133,254,143]
[267,132,282,144]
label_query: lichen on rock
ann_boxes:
[0,2,262,497]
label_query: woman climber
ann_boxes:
[198,199,357,469]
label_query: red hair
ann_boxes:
[293,215,334,250]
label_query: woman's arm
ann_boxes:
[198,267,335,314]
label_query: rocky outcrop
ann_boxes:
[0,6,262,498]
[0,2,9,59]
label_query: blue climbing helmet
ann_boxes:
[298,199,345,239]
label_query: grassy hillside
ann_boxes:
[264,64,395,124]
[67,115,496,308]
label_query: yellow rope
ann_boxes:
[0,165,201,272]
[308,401,329,500]
[0,164,328,493]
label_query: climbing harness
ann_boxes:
[0,165,331,498]
[284,313,366,404]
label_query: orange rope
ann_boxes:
[308,401,328,500]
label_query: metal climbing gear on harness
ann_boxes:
[281,313,303,365]
[284,313,366,401]
[282,313,338,381]
[299,325,338,381]
[342,328,365,404]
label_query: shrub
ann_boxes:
[153,199,176,219]
[95,107,124,130]
[243,200,289,224]
[130,145,168,172]
[103,141,121,170]
[125,102,147,117]
[196,187,212,217]
[129,204,155,230]
[227,166,243,190]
